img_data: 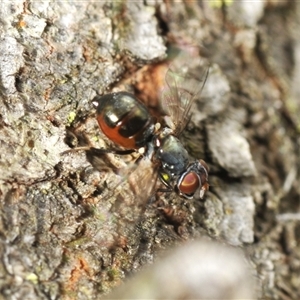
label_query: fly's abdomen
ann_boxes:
[95,92,155,149]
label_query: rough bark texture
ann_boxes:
[0,1,299,299]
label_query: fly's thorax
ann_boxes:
[155,134,189,177]
[154,134,189,195]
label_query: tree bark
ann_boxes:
[0,1,299,299]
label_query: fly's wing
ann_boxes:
[86,148,158,205]
[85,148,159,247]
[123,156,159,210]
[160,48,209,136]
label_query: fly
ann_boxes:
[89,53,209,200]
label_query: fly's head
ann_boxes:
[175,159,209,199]
[154,133,209,199]
[158,159,209,199]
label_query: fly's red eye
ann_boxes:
[178,171,200,195]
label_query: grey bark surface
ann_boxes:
[0,1,299,299]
